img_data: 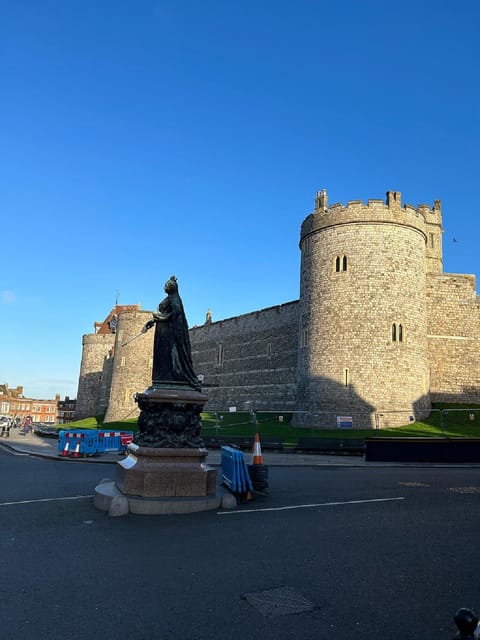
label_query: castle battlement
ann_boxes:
[301,190,442,243]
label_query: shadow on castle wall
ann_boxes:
[430,386,480,406]
[75,372,103,420]
[75,368,112,421]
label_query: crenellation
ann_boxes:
[386,190,401,208]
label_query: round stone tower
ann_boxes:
[75,333,115,420]
[103,308,153,423]
[296,189,435,429]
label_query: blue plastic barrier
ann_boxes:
[96,431,134,453]
[221,446,253,495]
[58,429,134,457]
[58,430,93,457]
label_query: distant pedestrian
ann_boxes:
[20,415,33,436]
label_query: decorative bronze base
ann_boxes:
[116,444,217,498]
[134,386,209,448]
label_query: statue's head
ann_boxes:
[164,275,178,294]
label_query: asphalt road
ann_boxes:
[1,447,479,640]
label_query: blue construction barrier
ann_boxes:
[58,430,94,457]
[221,446,253,496]
[58,429,134,457]
[96,430,134,453]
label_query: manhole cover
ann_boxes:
[242,586,315,616]
[398,482,431,488]
[448,486,480,494]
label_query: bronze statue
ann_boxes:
[133,276,207,448]
[142,275,201,391]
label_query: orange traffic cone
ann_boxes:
[61,440,70,457]
[71,441,80,458]
[252,432,263,465]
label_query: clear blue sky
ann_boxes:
[1,0,479,401]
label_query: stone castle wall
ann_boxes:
[75,189,480,428]
[296,192,432,429]
[190,302,299,412]
[427,273,480,403]
[75,334,115,419]
[103,309,153,423]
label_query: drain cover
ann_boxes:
[242,586,315,616]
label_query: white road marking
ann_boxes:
[217,496,405,515]
[0,495,93,507]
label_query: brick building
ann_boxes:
[57,396,76,423]
[0,384,59,423]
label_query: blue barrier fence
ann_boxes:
[58,430,134,457]
[221,446,253,495]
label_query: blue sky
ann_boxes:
[1,0,479,401]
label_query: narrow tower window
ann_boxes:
[392,323,404,343]
[267,342,272,358]
[216,344,224,366]
[342,255,348,271]
[301,328,309,348]
[344,368,349,387]
[335,256,341,272]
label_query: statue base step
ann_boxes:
[94,480,224,515]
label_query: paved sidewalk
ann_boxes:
[2,428,480,468]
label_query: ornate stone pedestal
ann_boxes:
[93,384,225,515]
[116,444,217,498]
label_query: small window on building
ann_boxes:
[392,323,397,342]
[121,356,126,367]
[267,343,272,358]
[216,344,224,366]
[398,324,403,342]
[344,368,349,387]
[429,233,435,248]
[334,255,348,272]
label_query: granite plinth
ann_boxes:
[115,444,217,498]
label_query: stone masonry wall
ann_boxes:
[296,193,432,429]
[103,309,154,423]
[190,302,299,411]
[427,273,480,403]
[76,191,479,428]
[75,334,115,419]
